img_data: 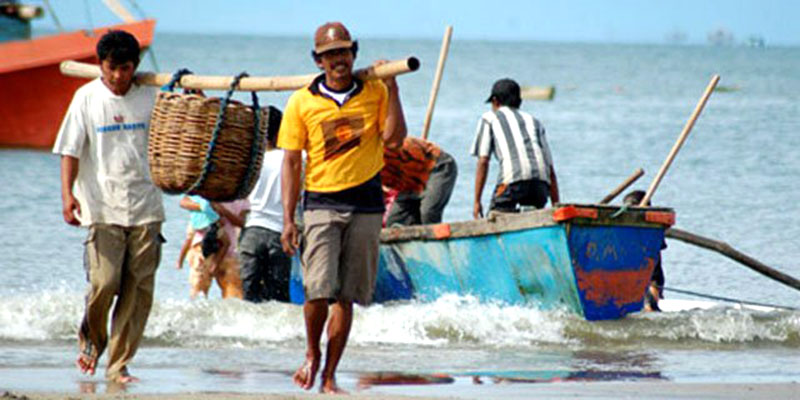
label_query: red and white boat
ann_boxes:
[0,1,155,148]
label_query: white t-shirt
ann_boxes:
[52,78,164,227]
[245,148,284,232]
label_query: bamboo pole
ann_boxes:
[666,228,800,292]
[599,168,644,204]
[421,25,453,140]
[60,57,421,92]
[640,75,720,206]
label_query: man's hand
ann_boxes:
[281,222,300,256]
[62,193,81,226]
[473,201,483,220]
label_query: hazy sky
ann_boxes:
[33,0,799,45]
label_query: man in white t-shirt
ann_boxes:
[238,106,292,302]
[52,30,163,384]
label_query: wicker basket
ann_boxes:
[148,71,275,201]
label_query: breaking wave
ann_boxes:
[0,290,797,349]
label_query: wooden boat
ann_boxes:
[290,204,675,321]
[0,2,155,148]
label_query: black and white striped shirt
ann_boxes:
[470,106,553,185]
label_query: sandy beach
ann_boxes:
[4,382,799,400]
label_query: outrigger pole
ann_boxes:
[60,57,420,92]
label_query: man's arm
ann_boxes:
[382,77,407,147]
[549,168,560,205]
[60,155,81,226]
[211,203,246,228]
[280,150,303,256]
[373,60,407,147]
[473,156,490,219]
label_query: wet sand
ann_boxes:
[1,367,798,399]
[4,383,800,400]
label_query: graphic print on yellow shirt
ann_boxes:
[322,116,365,161]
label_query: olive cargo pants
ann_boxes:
[79,222,162,380]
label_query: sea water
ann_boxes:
[1,34,799,394]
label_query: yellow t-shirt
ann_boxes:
[277,76,388,193]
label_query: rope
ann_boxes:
[233,85,262,199]
[82,0,94,32]
[164,68,192,91]
[664,286,798,311]
[42,0,63,32]
[187,71,251,196]
[124,0,147,19]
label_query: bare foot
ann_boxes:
[76,351,97,376]
[113,370,140,384]
[321,377,348,394]
[293,358,319,390]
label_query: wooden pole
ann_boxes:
[599,168,645,204]
[421,26,453,140]
[666,227,800,292]
[640,75,720,206]
[60,57,421,92]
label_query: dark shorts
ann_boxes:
[489,179,550,212]
[238,226,291,303]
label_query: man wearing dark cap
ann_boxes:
[470,78,560,218]
[278,22,407,393]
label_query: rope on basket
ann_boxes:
[164,68,193,91]
[233,79,263,199]
[186,72,260,197]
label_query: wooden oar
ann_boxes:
[60,57,421,92]
[421,25,453,140]
[640,75,720,206]
[666,228,800,293]
[599,168,644,204]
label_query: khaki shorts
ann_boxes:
[301,209,382,305]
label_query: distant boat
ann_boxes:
[290,204,675,321]
[0,1,155,149]
[520,85,555,101]
[707,28,734,46]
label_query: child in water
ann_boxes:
[176,195,230,280]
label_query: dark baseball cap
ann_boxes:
[314,22,354,54]
[486,78,521,105]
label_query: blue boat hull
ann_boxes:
[290,204,673,321]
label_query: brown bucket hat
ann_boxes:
[314,22,354,54]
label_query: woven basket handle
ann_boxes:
[163,68,193,91]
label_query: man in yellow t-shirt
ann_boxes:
[278,21,407,394]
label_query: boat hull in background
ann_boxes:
[0,19,155,149]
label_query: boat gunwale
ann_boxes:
[380,203,674,243]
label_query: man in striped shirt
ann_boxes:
[470,78,560,219]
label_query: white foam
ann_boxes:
[0,290,797,348]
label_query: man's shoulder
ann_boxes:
[480,109,497,122]
[73,78,104,100]
[286,85,316,106]
[132,83,158,97]
[362,78,386,92]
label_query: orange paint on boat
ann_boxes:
[574,257,655,308]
